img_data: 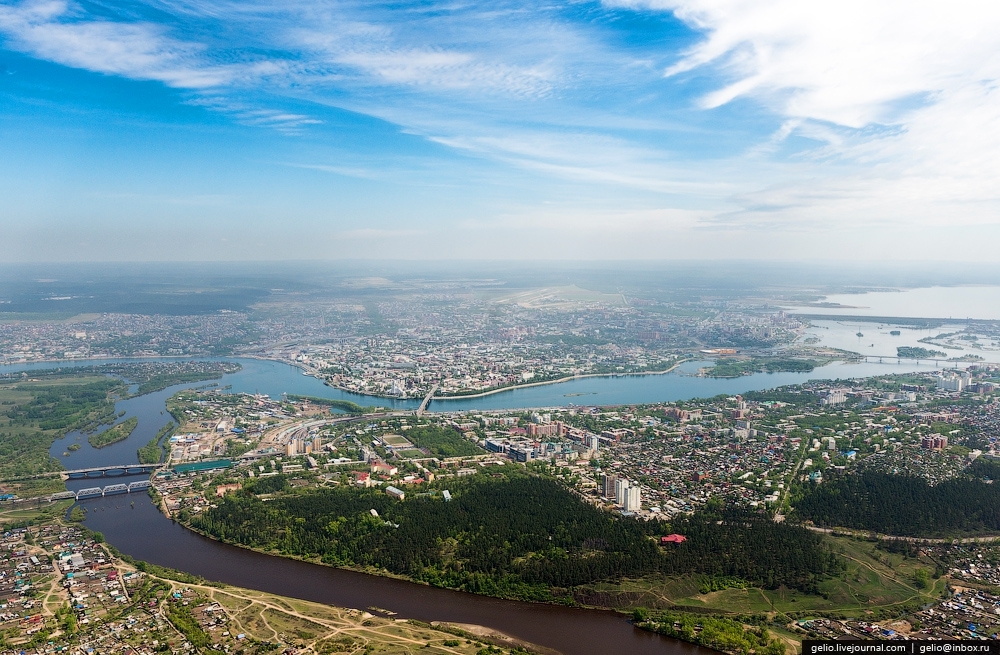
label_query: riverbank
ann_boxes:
[166,504,790,655]
[431,621,562,655]
[2,504,512,655]
[293,360,696,404]
[0,354,190,368]
[428,361,689,401]
[171,511,569,605]
[124,503,703,655]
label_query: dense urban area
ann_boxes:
[0,285,880,396]
[4,275,1000,655]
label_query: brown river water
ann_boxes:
[78,494,709,655]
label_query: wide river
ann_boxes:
[3,355,944,654]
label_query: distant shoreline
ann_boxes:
[0,354,193,368]
[431,361,688,401]
[300,360,690,403]
[2,354,692,406]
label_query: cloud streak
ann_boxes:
[4,0,1000,259]
[0,0,245,87]
[601,0,1000,230]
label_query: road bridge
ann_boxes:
[62,464,161,479]
[417,384,439,416]
[862,355,970,365]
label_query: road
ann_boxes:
[417,384,439,416]
[804,525,1000,544]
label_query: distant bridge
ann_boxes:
[862,355,969,365]
[62,464,161,479]
[51,480,152,501]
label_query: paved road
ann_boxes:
[417,384,439,416]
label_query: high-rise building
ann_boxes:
[586,434,599,451]
[601,473,618,500]
[527,423,560,437]
[615,478,630,507]
[624,486,641,512]
[921,435,948,450]
[820,389,848,405]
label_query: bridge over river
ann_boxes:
[860,354,982,365]
[49,480,152,501]
[62,464,162,479]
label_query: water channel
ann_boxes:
[79,496,695,655]
[3,355,947,654]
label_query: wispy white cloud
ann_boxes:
[603,0,1000,230]
[333,48,553,97]
[7,0,1000,258]
[280,162,383,180]
[428,130,729,195]
[282,5,563,99]
[610,0,1000,126]
[189,96,323,132]
[0,0,243,87]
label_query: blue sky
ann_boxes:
[2,0,999,261]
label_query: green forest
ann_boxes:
[0,376,126,479]
[634,611,786,655]
[88,416,138,448]
[138,421,175,464]
[897,346,947,359]
[793,460,1000,536]
[190,471,839,602]
[134,371,227,395]
[96,361,241,395]
[708,358,818,378]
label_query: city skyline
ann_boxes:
[2,0,998,261]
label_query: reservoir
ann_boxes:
[793,285,1000,321]
[8,354,943,417]
[4,354,944,654]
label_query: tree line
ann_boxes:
[190,471,840,602]
[793,459,1000,536]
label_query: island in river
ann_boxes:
[0,361,240,496]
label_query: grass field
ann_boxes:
[0,499,74,525]
[405,425,483,458]
[382,434,414,448]
[584,535,947,618]
[179,579,533,654]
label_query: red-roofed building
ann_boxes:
[661,534,686,545]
